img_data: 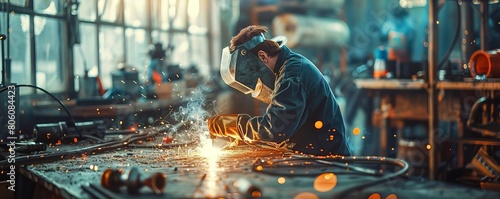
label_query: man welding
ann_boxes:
[208,25,351,156]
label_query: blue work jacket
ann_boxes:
[237,46,351,156]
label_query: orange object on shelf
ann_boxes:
[469,49,500,78]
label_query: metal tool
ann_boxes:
[33,120,106,144]
[100,167,167,194]
[210,134,216,147]
[233,177,262,198]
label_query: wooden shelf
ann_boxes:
[354,79,426,90]
[355,79,500,91]
[437,81,500,90]
[454,138,500,146]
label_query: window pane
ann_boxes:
[151,30,191,67]
[125,28,148,72]
[35,16,64,92]
[124,0,147,27]
[6,0,27,7]
[154,0,187,30]
[172,0,187,30]
[99,25,124,89]
[9,13,32,93]
[79,0,97,21]
[74,23,97,76]
[152,0,170,29]
[188,0,208,34]
[189,35,209,76]
[98,0,121,23]
[34,0,62,15]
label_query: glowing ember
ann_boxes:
[313,173,337,192]
[278,177,286,184]
[314,121,323,129]
[368,193,381,199]
[352,127,361,135]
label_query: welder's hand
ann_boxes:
[208,114,241,140]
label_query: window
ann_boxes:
[2,0,68,94]
[73,23,97,76]
[8,13,32,92]
[33,0,62,15]
[3,0,214,95]
[125,28,148,71]
[78,0,97,21]
[124,0,147,27]
[99,25,124,88]
[35,16,64,92]
[98,0,121,23]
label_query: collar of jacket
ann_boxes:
[273,45,291,74]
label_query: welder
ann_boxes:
[208,25,351,156]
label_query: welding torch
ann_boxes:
[210,134,216,147]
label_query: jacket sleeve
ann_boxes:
[237,77,307,143]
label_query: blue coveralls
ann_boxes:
[237,46,351,156]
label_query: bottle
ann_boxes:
[373,46,388,79]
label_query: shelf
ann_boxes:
[355,79,500,91]
[437,81,500,90]
[454,138,500,146]
[354,79,426,90]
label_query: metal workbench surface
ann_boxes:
[14,132,500,199]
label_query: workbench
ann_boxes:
[7,127,500,199]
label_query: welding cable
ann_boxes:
[252,156,408,198]
[252,156,408,194]
[329,157,409,198]
[0,128,161,169]
[0,84,83,139]
[104,129,137,135]
[252,156,407,177]
[81,134,107,143]
[128,139,198,149]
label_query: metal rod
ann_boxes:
[1,34,5,85]
[480,0,489,50]
[428,0,439,180]
[460,2,475,64]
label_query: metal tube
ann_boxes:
[1,34,5,85]
[480,0,489,50]
[460,2,475,64]
[428,0,439,180]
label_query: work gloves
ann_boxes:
[207,114,242,140]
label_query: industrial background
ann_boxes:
[1,0,500,198]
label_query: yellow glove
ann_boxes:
[208,114,241,140]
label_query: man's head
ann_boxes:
[230,25,281,70]
[219,25,282,104]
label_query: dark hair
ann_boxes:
[230,25,280,57]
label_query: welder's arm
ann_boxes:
[208,114,243,140]
[237,78,307,143]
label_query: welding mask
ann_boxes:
[220,34,286,104]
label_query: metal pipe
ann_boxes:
[1,34,5,85]
[480,0,489,50]
[428,0,439,180]
[460,2,475,65]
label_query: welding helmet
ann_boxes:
[220,33,286,104]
